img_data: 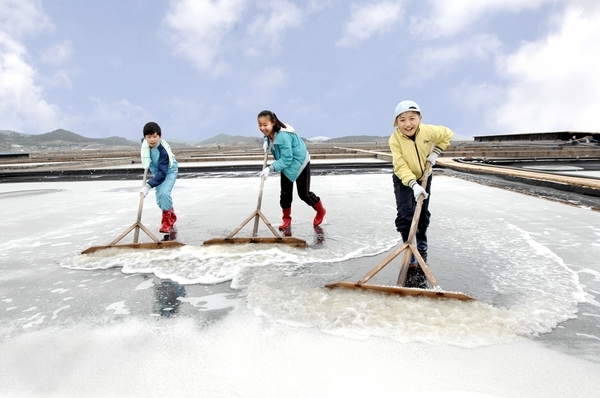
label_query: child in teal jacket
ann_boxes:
[257,110,326,229]
[140,122,178,233]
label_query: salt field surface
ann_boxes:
[1,172,599,397]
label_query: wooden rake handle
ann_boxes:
[252,149,270,236]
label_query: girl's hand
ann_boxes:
[259,167,270,180]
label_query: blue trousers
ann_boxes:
[392,173,431,252]
[155,171,177,211]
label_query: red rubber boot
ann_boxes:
[279,208,292,230]
[159,210,171,233]
[312,200,326,226]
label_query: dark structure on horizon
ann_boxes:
[473,131,599,143]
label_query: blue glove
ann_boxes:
[259,167,270,180]
[140,184,151,197]
[262,140,269,153]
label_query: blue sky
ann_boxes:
[1,0,599,142]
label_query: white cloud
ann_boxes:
[411,0,552,39]
[162,0,247,73]
[44,69,73,90]
[0,20,61,133]
[247,0,304,46]
[89,98,150,123]
[0,0,52,37]
[40,40,74,65]
[233,67,287,109]
[253,67,287,89]
[487,4,600,133]
[86,97,151,138]
[336,1,403,47]
[406,33,502,84]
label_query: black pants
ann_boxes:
[393,173,432,252]
[280,162,320,208]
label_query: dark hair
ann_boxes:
[257,110,286,133]
[143,122,161,137]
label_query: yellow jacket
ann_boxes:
[389,123,454,186]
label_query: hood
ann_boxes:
[280,124,296,134]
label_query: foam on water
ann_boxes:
[55,188,586,348]
[60,238,396,283]
[233,242,580,348]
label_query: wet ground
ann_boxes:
[1,169,599,397]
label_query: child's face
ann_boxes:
[258,116,275,137]
[144,132,160,148]
[395,111,422,137]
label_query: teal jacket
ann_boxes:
[265,125,310,182]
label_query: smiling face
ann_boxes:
[257,116,276,139]
[395,111,422,137]
[144,132,161,148]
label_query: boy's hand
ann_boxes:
[411,184,428,200]
[426,153,438,166]
[140,185,150,197]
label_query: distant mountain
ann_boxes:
[199,133,262,146]
[325,135,390,143]
[308,136,331,142]
[0,129,473,152]
[199,134,389,145]
[166,138,198,147]
[0,129,139,148]
[0,130,29,139]
[0,129,199,150]
[322,133,473,143]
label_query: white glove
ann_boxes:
[412,184,429,200]
[426,152,439,166]
[259,167,270,180]
[140,185,150,197]
[262,140,269,153]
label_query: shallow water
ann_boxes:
[1,173,599,397]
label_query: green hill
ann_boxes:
[200,133,262,145]
[325,135,389,143]
[0,129,139,147]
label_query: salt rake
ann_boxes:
[326,162,474,301]
[81,168,185,254]
[203,152,307,248]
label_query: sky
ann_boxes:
[1,0,599,143]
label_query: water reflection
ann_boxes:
[313,226,325,246]
[161,228,178,241]
[154,279,186,317]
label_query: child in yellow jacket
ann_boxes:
[389,100,453,269]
